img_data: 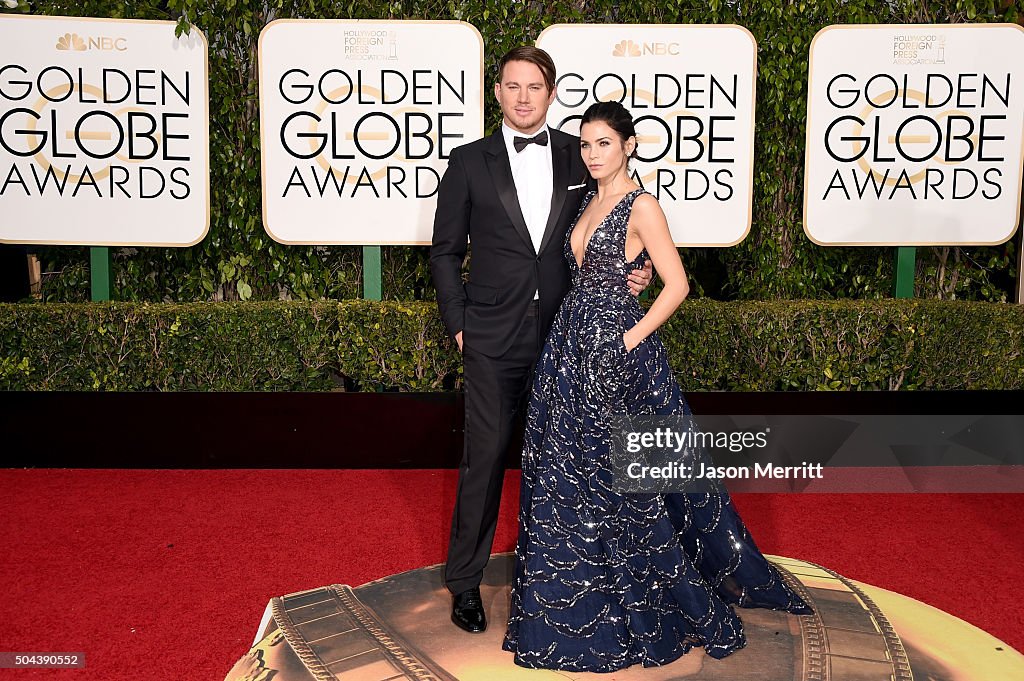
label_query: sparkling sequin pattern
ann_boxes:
[502,189,812,672]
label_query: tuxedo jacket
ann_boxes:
[430,128,591,358]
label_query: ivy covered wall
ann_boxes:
[4,0,1023,304]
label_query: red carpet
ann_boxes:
[1,469,1021,679]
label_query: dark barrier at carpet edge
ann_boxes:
[1,390,1022,470]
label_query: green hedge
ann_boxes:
[4,0,1021,303]
[3,300,1021,391]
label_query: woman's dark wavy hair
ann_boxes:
[580,100,638,159]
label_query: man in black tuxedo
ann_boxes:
[430,46,650,633]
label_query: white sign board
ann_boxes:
[259,20,484,245]
[804,23,1024,245]
[0,15,209,246]
[538,24,758,247]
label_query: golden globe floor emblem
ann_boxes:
[225,553,1023,680]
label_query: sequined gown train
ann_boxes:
[502,189,812,672]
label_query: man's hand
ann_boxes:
[455,331,464,353]
[627,259,654,296]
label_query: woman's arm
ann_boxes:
[623,193,690,351]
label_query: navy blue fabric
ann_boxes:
[503,189,812,672]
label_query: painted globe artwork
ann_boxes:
[225,553,1022,681]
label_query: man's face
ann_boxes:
[494,60,556,134]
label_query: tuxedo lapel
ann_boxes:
[483,133,535,254]
[538,132,572,255]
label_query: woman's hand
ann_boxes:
[623,330,642,353]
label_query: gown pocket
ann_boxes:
[619,312,647,361]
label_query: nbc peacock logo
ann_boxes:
[56,32,87,51]
[612,40,641,57]
[54,32,127,52]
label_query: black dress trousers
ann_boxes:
[445,303,542,595]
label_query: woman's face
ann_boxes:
[580,119,635,181]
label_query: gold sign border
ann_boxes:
[537,22,759,248]
[803,22,1024,247]
[0,13,211,248]
[257,19,486,246]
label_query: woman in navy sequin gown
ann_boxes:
[502,102,812,672]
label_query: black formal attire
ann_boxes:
[430,126,589,596]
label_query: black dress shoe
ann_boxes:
[451,587,487,633]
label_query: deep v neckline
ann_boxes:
[571,190,635,270]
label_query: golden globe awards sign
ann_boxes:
[259,20,484,245]
[804,24,1024,245]
[0,15,209,246]
[537,24,757,246]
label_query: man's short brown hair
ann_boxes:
[497,46,556,93]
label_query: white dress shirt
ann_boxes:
[502,122,553,300]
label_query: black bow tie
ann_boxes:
[513,130,548,153]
